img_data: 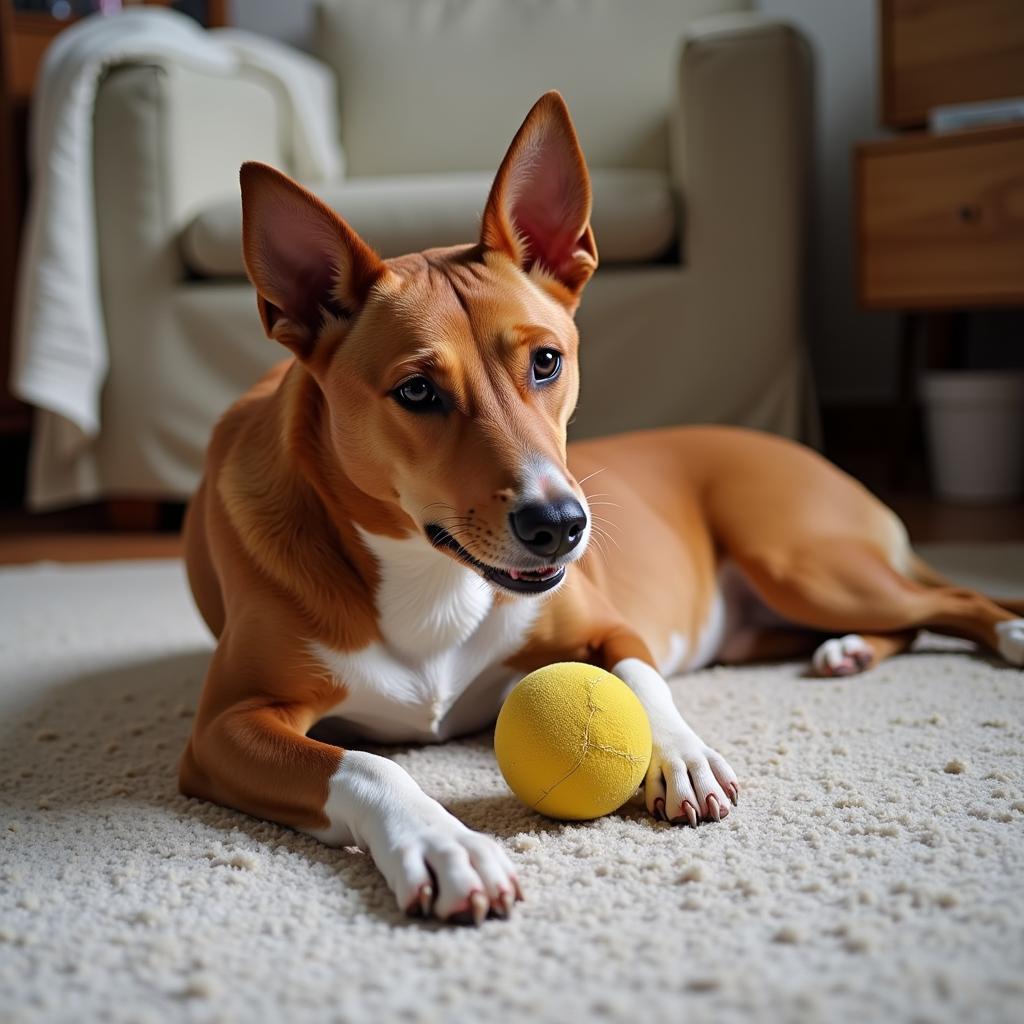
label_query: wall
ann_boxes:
[231,0,901,405]
[229,0,313,48]
[754,0,899,405]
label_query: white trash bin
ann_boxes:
[921,371,1024,503]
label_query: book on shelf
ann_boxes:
[929,97,1024,134]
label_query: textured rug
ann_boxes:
[1,545,1022,1024]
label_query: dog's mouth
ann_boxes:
[425,525,566,594]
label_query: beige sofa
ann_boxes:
[26,0,816,508]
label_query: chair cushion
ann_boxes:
[180,169,677,278]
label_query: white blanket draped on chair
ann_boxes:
[10,6,342,459]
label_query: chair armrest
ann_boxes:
[671,13,812,283]
[163,61,291,225]
[95,59,288,238]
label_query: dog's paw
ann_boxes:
[995,619,1024,667]
[383,816,521,925]
[812,634,874,677]
[643,737,738,826]
[321,752,520,925]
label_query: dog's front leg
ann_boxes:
[182,681,519,924]
[310,750,521,922]
[597,628,739,826]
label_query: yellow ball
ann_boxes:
[494,662,653,820]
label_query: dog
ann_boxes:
[180,91,1024,925]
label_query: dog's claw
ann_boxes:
[727,783,739,806]
[470,891,489,926]
[707,795,721,822]
[684,801,698,828]
[498,890,515,919]
[418,883,434,917]
[654,797,666,821]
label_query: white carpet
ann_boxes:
[1,546,1023,1024]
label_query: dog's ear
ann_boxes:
[480,91,598,310]
[240,162,384,358]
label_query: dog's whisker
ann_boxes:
[576,467,607,487]
[433,520,474,534]
[590,523,622,553]
[590,517,623,542]
[437,525,474,544]
[581,533,610,568]
[584,496,624,512]
[420,501,457,516]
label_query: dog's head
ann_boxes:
[240,92,597,596]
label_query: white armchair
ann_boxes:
[26,0,816,508]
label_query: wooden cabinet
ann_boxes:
[856,125,1024,308]
[881,0,1024,128]
[859,1,1024,486]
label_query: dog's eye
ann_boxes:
[393,376,442,412]
[532,348,561,384]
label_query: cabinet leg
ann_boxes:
[104,500,163,532]
[892,312,922,489]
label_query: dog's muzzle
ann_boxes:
[425,525,567,594]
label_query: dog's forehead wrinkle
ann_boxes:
[383,249,572,360]
[386,281,473,359]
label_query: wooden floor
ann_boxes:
[0,532,183,565]
[0,499,184,564]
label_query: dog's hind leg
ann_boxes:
[910,553,1024,617]
[732,540,1024,669]
[722,625,916,675]
[810,630,917,676]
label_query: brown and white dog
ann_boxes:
[181,92,1024,925]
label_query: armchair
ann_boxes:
[24,0,816,508]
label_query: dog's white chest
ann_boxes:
[310,530,539,743]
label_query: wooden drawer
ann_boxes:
[881,0,1024,128]
[856,125,1024,308]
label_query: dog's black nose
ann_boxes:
[510,499,587,559]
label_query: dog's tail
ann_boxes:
[909,554,1024,616]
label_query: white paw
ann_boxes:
[313,752,520,924]
[644,737,738,826]
[812,634,874,677]
[995,619,1024,666]
[383,815,520,924]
